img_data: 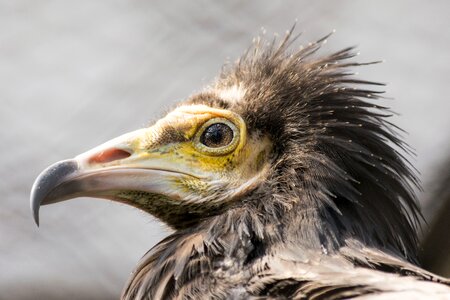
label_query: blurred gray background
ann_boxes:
[1,1,449,299]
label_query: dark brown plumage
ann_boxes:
[31,28,450,299]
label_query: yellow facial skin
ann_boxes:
[118,104,272,205]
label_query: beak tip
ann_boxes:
[33,212,40,227]
[30,159,79,227]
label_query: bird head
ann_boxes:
[31,29,421,260]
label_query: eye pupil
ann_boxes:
[200,123,234,148]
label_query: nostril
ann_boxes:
[88,148,132,164]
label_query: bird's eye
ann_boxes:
[194,118,240,155]
[200,123,233,148]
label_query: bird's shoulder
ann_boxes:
[246,242,450,299]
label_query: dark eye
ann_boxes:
[200,123,234,148]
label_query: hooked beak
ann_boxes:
[30,128,199,226]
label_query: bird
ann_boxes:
[30,28,450,299]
